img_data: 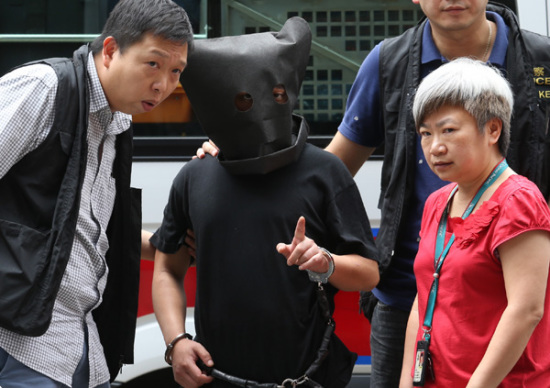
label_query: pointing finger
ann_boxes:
[294,216,306,242]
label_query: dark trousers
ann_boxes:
[0,338,110,388]
[369,301,410,388]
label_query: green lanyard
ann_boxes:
[422,159,508,342]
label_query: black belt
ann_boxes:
[197,283,334,388]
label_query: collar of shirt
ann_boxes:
[421,11,508,68]
[87,52,132,137]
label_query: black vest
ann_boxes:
[0,45,141,382]
[375,2,550,274]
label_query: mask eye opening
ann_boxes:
[235,92,253,112]
[273,84,288,104]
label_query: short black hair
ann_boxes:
[90,0,193,55]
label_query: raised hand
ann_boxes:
[276,216,330,274]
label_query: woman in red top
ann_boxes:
[400,58,550,388]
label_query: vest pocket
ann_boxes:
[0,219,49,332]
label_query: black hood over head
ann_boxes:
[181,17,312,174]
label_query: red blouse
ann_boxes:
[414,174,550,387]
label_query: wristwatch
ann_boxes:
[306,247,335,284]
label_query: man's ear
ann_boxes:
[102,36,119,69]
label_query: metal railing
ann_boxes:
[222,0,361,73]
[0,33,207,43]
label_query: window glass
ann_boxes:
[0,0,517,159]
[0,0,204,76]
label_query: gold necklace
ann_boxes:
[440,21,493,61]
[481,21,493,62]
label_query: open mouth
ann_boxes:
[142,101,156,112]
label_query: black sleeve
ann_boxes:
[150,170,191,253]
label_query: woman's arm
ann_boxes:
[399,295,419,388]
[466,230,550,388]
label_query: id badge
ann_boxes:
[413,340,430,386]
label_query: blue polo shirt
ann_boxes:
[338,12,509,311]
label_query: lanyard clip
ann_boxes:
[422,327,431,342]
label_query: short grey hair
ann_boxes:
[413,58,513,156]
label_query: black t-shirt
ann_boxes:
[152,143,378,387]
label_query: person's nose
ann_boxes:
[154,74,179,98]
[153,74,169,95]
[430,135,446,156]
